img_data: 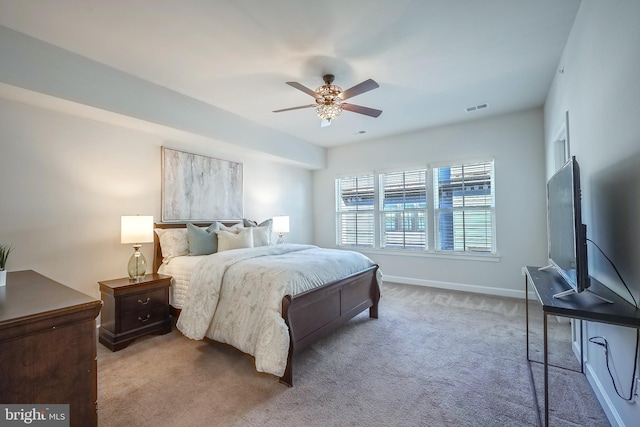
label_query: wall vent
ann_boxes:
[466,103,488,112]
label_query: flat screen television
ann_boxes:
[544,156,590,297]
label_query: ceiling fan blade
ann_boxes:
[340,79,379,100]
[273,104,316,113]
[286,82,318,98]
[342,103,383,118]
[320,119,332,128]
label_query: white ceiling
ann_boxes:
[0,0,581,147]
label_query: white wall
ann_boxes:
[0,25,325,169]
[544,1,640,425]
[313,108,548,298]
[0,98,313,300]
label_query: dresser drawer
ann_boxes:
[120,304,168,331]
[120,288,166,314]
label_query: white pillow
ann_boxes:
[154,228,189,262]
[217,228,254,252]
[243,218,272,246]
[217,222,244,233]
[251,226,271,247]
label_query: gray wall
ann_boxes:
[0,98,313,299]
[0,24,320,301]
[313,108,548,298]
[0,25,325,169]
[544,1,640,425]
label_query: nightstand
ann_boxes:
[98,273,172,351]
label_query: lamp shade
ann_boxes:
[272,216,290,233]
[121,216,154,244]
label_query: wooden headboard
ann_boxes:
[153,221,241,272]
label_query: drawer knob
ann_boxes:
[138,297,151,305]
[138,314,151,323]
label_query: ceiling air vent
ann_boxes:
[466,103,488,112]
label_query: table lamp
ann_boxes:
[121,215,154,280]
[272,215,289,244]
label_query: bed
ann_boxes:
[153,221,381,386]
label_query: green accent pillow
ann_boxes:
[186,223,219,255]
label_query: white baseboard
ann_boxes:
[382,274,530,299]
[585,360,624,427]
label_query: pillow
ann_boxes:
[243,218,272,246]
[154,228,189,262]
[217,228,254,252]
[217,222,244,234]
[186,223,219,255]
[242,218,259,227]
[251,226,272,247]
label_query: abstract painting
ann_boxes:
[161,147,243,221]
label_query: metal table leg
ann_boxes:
[525,272,542,427]
[526,274,530,359]
[544,312,549,427]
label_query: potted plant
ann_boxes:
[0,244,13,286]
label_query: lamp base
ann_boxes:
[276,233,285,244]
[127,245,147,280]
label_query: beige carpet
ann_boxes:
[97,282,609,426]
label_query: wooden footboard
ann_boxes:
[279,264,380,386]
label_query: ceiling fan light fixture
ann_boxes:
[315,82,343,120]
[275,74,381,123]
[316,102,343,120]
[316,84,342,99]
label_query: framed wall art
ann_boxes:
[161,147,243,222]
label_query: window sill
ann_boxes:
[336,247,500,262]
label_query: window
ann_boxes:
[433,161,495,253]
[336,175,374,247]
[380,170,427,250]
[335,160,496,255]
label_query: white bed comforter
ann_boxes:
[157,254,207,309]
[176,244,376,377]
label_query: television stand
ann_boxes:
[553,287,613,303]
[524,266,640,427]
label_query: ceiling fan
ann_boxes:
[273,74,382,127]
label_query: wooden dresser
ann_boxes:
[0,270,102,427]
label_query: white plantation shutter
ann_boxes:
[336,175,374,247]
[434,161,495,253]
[380,169,427,249]
[335,161,497,254]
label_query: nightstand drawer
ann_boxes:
[120,288,166,314]
[120,304,168,331]
[98,273,172,351]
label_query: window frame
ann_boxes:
[334,159,497,257]
[335,174,376,248]
[432,160,496,255]
[378,169,428,251]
